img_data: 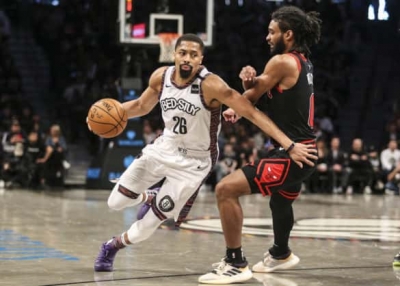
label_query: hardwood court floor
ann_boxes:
[1,188,400,286]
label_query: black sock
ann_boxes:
[269,244,291,259]
[226,247,247,266]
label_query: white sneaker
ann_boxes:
[252,252,300,273]
[346,186,353,195]
[364,186,372,194]
[199,259,253,284]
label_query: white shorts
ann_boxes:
[116,136,213,221]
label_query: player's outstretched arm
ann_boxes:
[203,74,317,168]
[224,55,295,122]
[122,67,167,119]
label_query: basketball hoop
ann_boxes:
[158,33,180,63]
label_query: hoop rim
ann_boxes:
[158,33,180,44]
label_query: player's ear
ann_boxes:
[285,30,294,41]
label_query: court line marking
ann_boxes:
[38,265,392,286]
[180,218,400,242]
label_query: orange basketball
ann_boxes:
[87,98,128,138]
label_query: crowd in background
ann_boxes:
[0,0,400,192]
[0,2,69,189]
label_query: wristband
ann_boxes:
[286,142,295,153]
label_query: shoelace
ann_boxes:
[263,252,272,264]
[97,245,115,262]
[211,259,228,274]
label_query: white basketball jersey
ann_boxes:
[159,66,221,155]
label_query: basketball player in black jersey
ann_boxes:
[200,6,322,284]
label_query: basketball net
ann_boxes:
[158,33,179,63]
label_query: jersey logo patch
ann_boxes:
[191,84,199,94]
[160,97,201,116]
[159,195,175,212]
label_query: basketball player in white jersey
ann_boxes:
[93,33,317,274]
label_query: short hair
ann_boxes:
[271,6,322,57]
[175,33,204,53]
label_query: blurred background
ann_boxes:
[0,0,399,195]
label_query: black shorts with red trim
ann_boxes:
[242,147,316,199]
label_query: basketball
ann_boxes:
[87,98,128,138]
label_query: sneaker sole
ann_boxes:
[252,254,300,273]
[198,269,253,284]
[94,267,113,272]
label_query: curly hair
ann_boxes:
[271,6,322,57]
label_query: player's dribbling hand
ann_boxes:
[239,65,257,82]
[288,143,318,168]
[223,108,241,123]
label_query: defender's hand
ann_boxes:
[239,65,257,82]
[288,143,318,168]
[223,108,241,123]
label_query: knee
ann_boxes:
[107,184,143,210]
[107,196,125,210]
[215,181,235,202]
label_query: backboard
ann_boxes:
[118,0,214,46]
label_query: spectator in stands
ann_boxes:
[1,120,26,188]
[367,145,382,193]
[37,124,68,187]
[381,139,400,193]
[326,136,348,194]
[31,114,46,142]
[387,162,400,194]
[346,138,372,194]
[1,120,25,154]
[25,130,46,189]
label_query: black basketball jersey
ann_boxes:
[264,51,316,144]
